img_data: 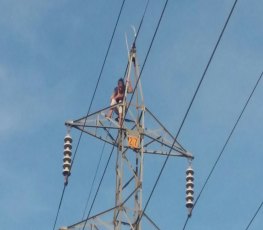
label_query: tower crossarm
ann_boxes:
[64,105,194,159]
[142,131,193,159]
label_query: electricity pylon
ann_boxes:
[61,43,194,230]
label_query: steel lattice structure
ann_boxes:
[61,43,194,230]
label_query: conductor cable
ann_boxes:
[134,0,239,227]
[52,1,126,229]
[182,71,263,230]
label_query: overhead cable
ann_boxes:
[245,200,263,230]
[135,0,239,227]
[124,0,168,122]
[81,145,115,230]
[182,70,263,230]
[81,142,106,220]
[51,1,127,229]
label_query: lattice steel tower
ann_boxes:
[61,43,194,230]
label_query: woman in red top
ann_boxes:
[106,78,133,125]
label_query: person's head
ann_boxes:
[118,78,124,87]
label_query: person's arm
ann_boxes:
[126,80,133,93]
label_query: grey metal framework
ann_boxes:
[61,44,193,230]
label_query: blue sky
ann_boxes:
[1,0,263,229]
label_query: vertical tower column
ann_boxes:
[114,129,125,230]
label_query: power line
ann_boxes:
[81,142,106,220]
[135,0,150,44]
[176,0,238,139]
[182,70,263,230]
[70,0,126,174]
[121,0,150,81]
[51,1,126,229]
[52,185,66,230]
[124,0,168,124]
[245,200,263,230]
[136,0,239,227]
[81,145,115,230]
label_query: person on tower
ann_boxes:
[106,78,133,125]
